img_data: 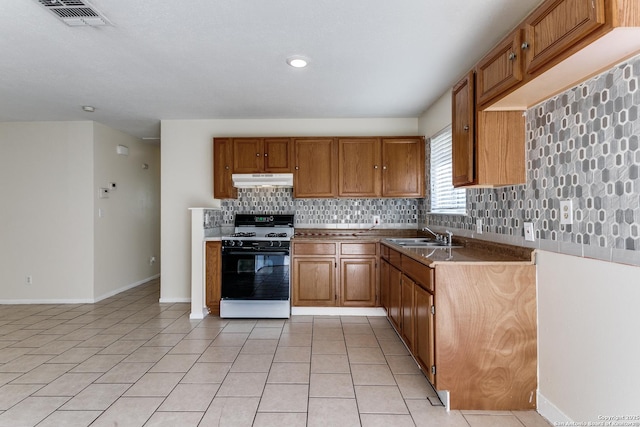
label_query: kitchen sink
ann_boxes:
[385,238,462,248]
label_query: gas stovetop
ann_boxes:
[222,214,294,245]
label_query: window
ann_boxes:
[429,126,466,214]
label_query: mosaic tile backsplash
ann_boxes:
[425,53,640,253]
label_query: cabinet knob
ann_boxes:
[295,166,299,170]
[256,153,260,157]
[463,125,470,131]
[374,165,378,169]
[508,52,517,61]
[521,42,529,50]
[225,166,229,170]
[264,153,268,157]
[383,166,387,170]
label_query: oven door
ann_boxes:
[221,247,290,301]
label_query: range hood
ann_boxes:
[232,173,294,188]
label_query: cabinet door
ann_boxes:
[401,275,415,351]
[339,258,377,307]
[232,138,263,173]
[415,284,435,384]
[292,257,336,306]
[293,138,336,198]
[476,28,524,107]
[452,72,476,187]
[523,0,605,75]
[264,138,292,172]
[380,258,390,311]
[381,137,425,197]
[205,241,222,315]
[388,264,402,331]
[338,138,381,197]
[213,138,237,199]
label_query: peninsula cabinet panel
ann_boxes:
[339,258,377,307]
[213,138,237,199]
[338,138,381,197]
[380,258,390,311]
[381,137,425,197]
[388,263,402,331]
[293,138,337,198]
[205,241,222,315]
[434,264,537,410]
[523,0,606,75]
[400,275,415,351]
[292,258,336,306]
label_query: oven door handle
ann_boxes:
[223,250,289,256]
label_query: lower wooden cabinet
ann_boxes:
[414,283,435,384]
[387,263,402,331]
[400,275,415,350]
[292,240,379,308]
[205,241,222,315]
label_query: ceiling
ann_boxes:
[0,0,542,140]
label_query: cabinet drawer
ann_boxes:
[341,242,377,256]
[292,242,336,255]
[381,244,390,260]
[402,256,434,292]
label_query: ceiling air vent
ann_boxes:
[36,0,111,27]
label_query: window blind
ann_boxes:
[430,126,466,214]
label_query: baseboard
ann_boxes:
[94,274,160,303]
[291,307,387,316]
[537,391,572,425]
[0,274,160,305]
[159,297,191,303]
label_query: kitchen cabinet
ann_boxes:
[339,243,378,307]
[337,137,425,198]
[293,138,337,198]
[291,242,337,307]
[477,0,640,110]
[292,240,379,308]
[232,137,292,173]
[338,137,381,197]
[380,242,537,410]
[400,275,415,351]
[213,138,237,199]
[380,258,390,311]
[452,72,526,188]
[476,28,524,107]
[381,137,425,198]
[381,247,402,332]
[205,241,222,315]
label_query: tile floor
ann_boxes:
[0,279,553,426]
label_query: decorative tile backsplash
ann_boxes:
[425,53,640,254]
[211,188,418,227]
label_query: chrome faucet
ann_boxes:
[421,227,454,246]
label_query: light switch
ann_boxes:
[524,222,535,242]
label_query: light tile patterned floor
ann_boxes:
[0,279,553,426]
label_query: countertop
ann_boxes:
[292,229,535,266]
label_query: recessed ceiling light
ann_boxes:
[82,105,95,112]
[287,57,309,68]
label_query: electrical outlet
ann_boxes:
[476,218,483,234]
[99,187,109,199]
[109,182,117,191]
[524,222,535,242]
[560,200,573,225]
[26,276,32,285]
[372,215,381,225]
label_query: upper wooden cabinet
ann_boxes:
[337,136,425,198]
[293,138,337,198]
[452,72,476,187]
[476,28,524,107]
[381,137,425,198]
[479,0,640,110]
[232,138,292,173]
[213,138,237,199]
[452,72,526,188]
[338,138,381,197]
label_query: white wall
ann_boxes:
[0,122,95,302]
[93,123,161,300]
[160,118,419,301]
[536,251,640,422]
[418,90,451,138]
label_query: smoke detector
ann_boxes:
[36,0,111,27]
